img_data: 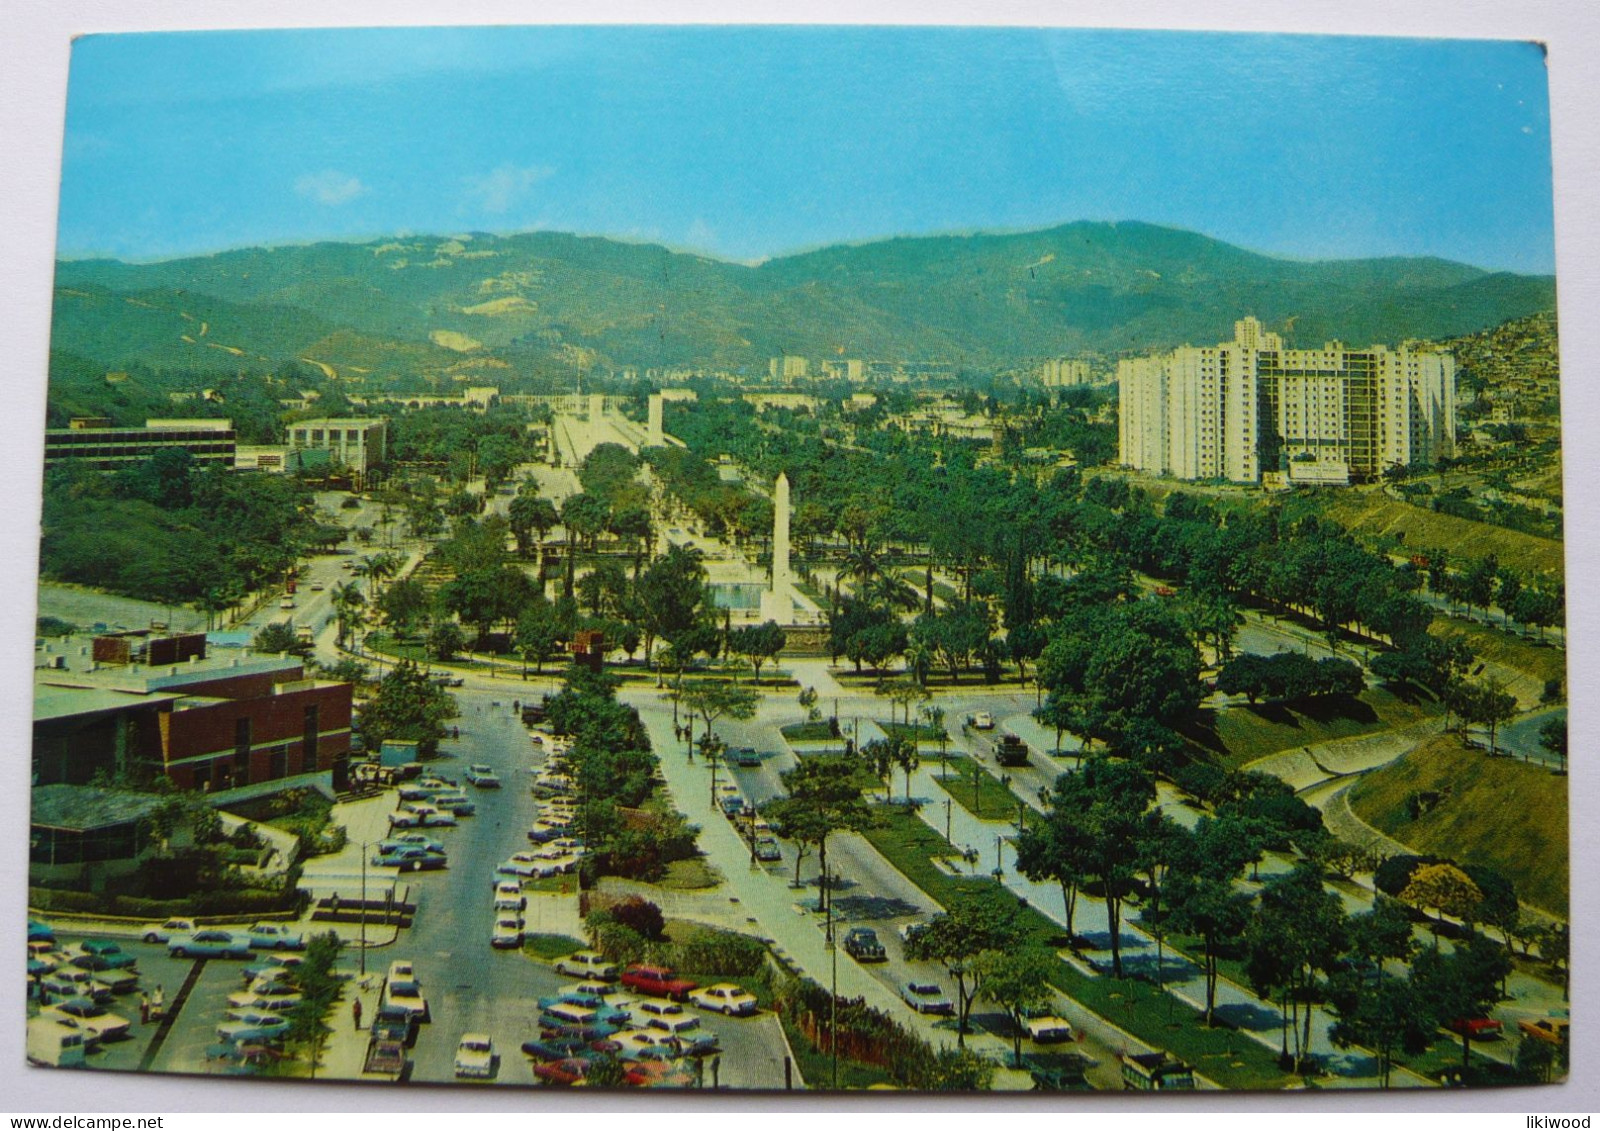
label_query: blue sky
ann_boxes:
[57,26,1556,273]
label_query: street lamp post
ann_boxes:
[359,839,369,977]
[995,834,1004,877]
[945,798,953,847]
[827,894,839,1090]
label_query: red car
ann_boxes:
[620,965,698,1002]
[1447,1017,1504,1039]
[532,1057,591,1086]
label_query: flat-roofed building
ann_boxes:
[34,632,353,794]
[44,418,235,471]
[1118,317,1455,484]
[285,417,387,474]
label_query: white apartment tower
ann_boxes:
[1118,317,1455,483]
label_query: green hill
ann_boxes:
[1347,733,1567,916]
[51,221,1557,380]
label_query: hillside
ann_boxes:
[50,221,1557,382]
[1347,734,1567,916]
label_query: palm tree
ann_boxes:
[862,568,920,613]
[329,582,367,649]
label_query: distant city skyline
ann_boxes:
[59,26,1556,273]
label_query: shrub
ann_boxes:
[611,896,666,940]
[674,927,767,976]
[1373,854,1441,898]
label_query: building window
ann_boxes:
[234,717,251,763]
[303,704,319,771]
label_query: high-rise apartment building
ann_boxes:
[1118,317,1455,484]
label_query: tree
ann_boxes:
[905,890,1020,1046]
[1538,716,1567,772]
[635,546,709,670]
[378,577,431,638]
[1243,862,1348,1070]
[729,620,787,684]
[673,680,759,754]
[1400,863,1483,936]
[509,493,560,559]
[1327,968,1436,1088]
[253,621,310,658]
[561,492,612,552]
[977,947,1058,1066]
[516,601,563,674]
[1014,802,1093,942]
[1411,933,1512,1066]
[1459,677,1517,754]
[358,660,457,756]
[427,621,466,662]
[1033,757,1155,976]
[329,581,366,649]
[764,758,872,912]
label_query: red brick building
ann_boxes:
[33,632,352,793]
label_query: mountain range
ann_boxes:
[49,221,1556,383]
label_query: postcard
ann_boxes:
[24,22,1568,1095]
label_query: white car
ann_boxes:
[454,1033,495,1079]
[496,853,547,879]
[553,950,619,981]
[968,711,995,730]
[493,881,527,911]
[491,917,524,950]
[1024,1009,1075,1043]
[901,981,955,1016]
[227,980,304,1011]
[383,961,429,1021]
[635,998,685,1021]
[465,765,501,788]
[140,917,197,944]
[689,983,760,1017]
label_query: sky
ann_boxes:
[56,25,1557,273]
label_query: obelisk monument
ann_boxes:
[647,393,664,446]
[761,472,793,623]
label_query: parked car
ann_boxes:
[532,1056,593,1086]
[141,917,197,944]
[169,930,252,959]
[454,1033,496,1078]
[720,794,746,817]
[492,917,525,950]
[373,845,448,871]
[245,923,306,951]
[383,961,429,1021]
[553,950,620,981]
[40,968,115,1004]
[494,881,528,911]
[379,832,446,855]
[497,852,550,879]
[431,791,477,817]
[620,965,698,1001]
[901,981,955,1016]
[520,1037,593,1063]
[842,928,887,962]
[1023,1007,1075,1043]
[1447,1016,1504,1040]
[394,803,458,827]
[542,1000,632,1030]
[27,920,56,945]
[42,997,131,1045]
[754,837,782,862]
[71,940,138,971]
[242,954,304,983]
[1519,1018,1570,1046]
[227,980,304,1012]
[217,1010,290,1044]
[465,765,501,788]
[689,983,759,1017]
[644,1013,718,1055]
[26,1017,86,1068]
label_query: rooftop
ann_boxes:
[31,785,168,831]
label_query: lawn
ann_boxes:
[1186,688,1440,770]
[929,755,1029,822]
[1348,733,1568,916]
[659,857,722,890]
[1427,619,1568,689]
[859,807,1296,1090]
[1315,490,1564,582]
[877,721,950,744]
[782,721,842,742]
[522,932,586,961]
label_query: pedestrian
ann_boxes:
[140,992,150,1025]
[152,984,164,1015]
[352,997,363,1030]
